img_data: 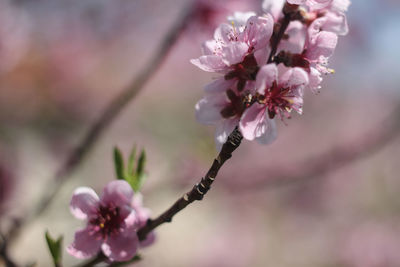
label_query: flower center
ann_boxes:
[220,89,247,119]
[224,53,259,92]
[258,81,295,119]
[90,204,123,238]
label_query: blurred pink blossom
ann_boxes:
[68,180,140,261]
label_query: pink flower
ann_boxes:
[304,0,351,36]
[191,13,273,91]
[131,193,156,247]
[68,180,139,262]
[195,80,251,149]
[275,24,338,92]
[239,64,308,142]
[287,0,333,10]
[305,24,338,91]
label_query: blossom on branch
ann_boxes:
[67,180,151,262]
[192,1,349,148]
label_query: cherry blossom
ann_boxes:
[67,181,139,261]
[239,64,308,142]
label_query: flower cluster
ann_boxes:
[192,0,349,148]
[67,180,154,262]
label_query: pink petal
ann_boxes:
[330,0,351,13]
[67,227,102,259]
[190,55,226,72]
[320,12,348,36]
[227,12,256,28]
[101,227,139,262]
[201,40,220,55]
[262,0,285,20]
[131,193,151,227]
[213,23,234,45]
[309,0,333,9]
[140,231,156,248]
[278,21,306,54]
[255,64,278,93]
[288,0,332,9]
[122,208,137,229]
[279,67,309,89]
[287,0,305,5]
[308,67,323,92]
[214,118,238,151]
[256,118,277,145]
[306,31,338,60]
[100,180,134,207]
[221,42,248,66]
[195,93,227,125]
[239,103,267,141]
[254,47,269,66]
[204,78,235,93]
[244,15,274,50]
[70,187,99,220]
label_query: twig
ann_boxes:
[4,1,194,245]
[267,3,297,63]
[136,4,296,241]
[3,3,295,265]
[137,128,243,241]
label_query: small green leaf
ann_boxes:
[45,231,63,267]
[127,146,137,175]
[136,150,146,176]
[114,147,125,180]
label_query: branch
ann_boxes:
[4,2,194,245]
[135,5,297,241]
[268,3,298,63]
[137,128,243,240]
[136,2,296,243]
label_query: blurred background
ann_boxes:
[0,0,400,266]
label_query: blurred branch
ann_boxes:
[232,103,400,191]
[4,1,195,246]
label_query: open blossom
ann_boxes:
[191,12,273,91]
[68,181,141,261]
[193,1,349,148]
[239,64,308,142]
[131,193,156,247]
[196,81,254,148]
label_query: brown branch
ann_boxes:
[137,128,243,241]
[268,3,298,63]
[4,2,194,247]
[3,3,296,265]
[135,5,297,241]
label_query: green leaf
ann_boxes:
[45,231,63,267]
[127,145,137,175]
[136,150,146,177]
[114,147,125,180]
